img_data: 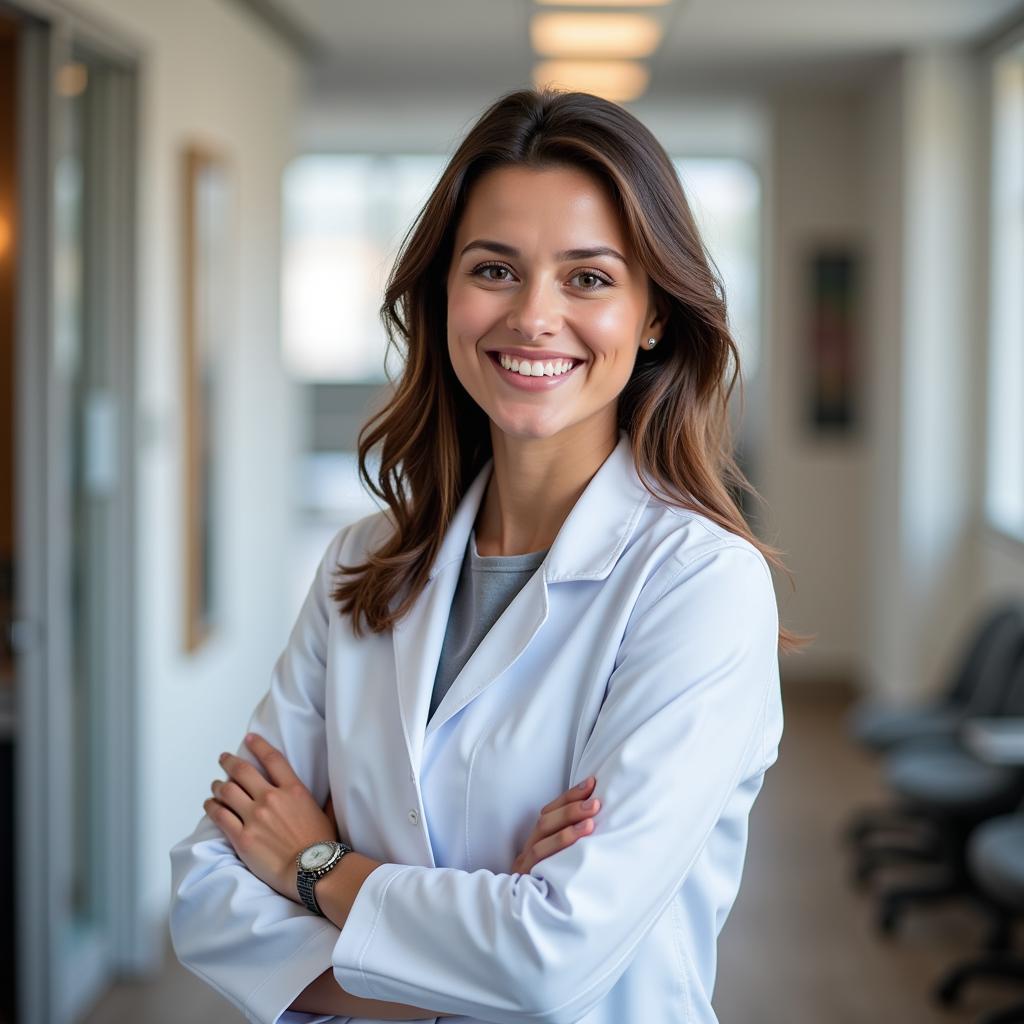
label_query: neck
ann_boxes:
[474,417,619,557]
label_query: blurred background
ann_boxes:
[2,0,1024,1022]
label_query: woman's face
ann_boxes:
[446,163,663,445]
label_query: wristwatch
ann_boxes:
[296,840,352,917]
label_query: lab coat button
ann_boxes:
[407,809,419,825]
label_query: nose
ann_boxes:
[505,277,564,341]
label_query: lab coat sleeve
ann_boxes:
[331,541,782,1024]
[168,525,351,1024]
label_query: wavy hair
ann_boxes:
[331,87,812,655]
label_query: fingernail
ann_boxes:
[245,733,255,744]
[574,819,592,832]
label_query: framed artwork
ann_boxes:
[805,245,861,435]
[182,143,233,652]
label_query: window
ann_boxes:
[986,46,1024,542]
[281,154,447,382]
[674,157,762,381]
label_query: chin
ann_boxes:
[490,409,567,442]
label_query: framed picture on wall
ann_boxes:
[804,244,861,435]
[182,143,233,652]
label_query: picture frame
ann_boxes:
[804,243,861,436]
[182,143,233,652]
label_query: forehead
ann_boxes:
[455,164,628,252]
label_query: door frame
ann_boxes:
[7,1,142,1020]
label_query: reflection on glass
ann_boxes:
[54,46,108,933]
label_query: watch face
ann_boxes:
[300,842,335,871]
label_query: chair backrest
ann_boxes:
[963,603,1024,715]
[991,633,1024,717]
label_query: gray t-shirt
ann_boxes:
[427,528,550,724]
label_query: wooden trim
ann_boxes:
[181,143,232,653]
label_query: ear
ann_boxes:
[644,286,671,340]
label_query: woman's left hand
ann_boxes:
[204,732,339,904]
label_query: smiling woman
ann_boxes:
[169,86,811,1024]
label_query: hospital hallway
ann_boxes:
[75,682,1014,1024]
[4,1,1024,1021]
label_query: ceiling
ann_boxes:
[259,0,1024,98]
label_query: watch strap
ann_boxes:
[297,864,325,916]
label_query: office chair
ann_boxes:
[869,638,1024,938]
[935,808,1024,1024]
[847,602,1024,876]
[848,602,1024,753]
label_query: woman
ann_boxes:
[169,87,808,1024]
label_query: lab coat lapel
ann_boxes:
[391,457,494,779]
[423,562,549,742]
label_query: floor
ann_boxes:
[83,684,1024,1024]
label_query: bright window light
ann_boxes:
[281,155,446,382]
[985,48,1024,542]
[675,157,763,381]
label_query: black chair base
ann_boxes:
[878,871,968,936]
[936,953,1024,1005]
[853,833,946,887]
[843,803,939,848]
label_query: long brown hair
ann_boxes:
[331,87,812,655]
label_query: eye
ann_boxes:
[472,261,516,282]
[571,269,613,291]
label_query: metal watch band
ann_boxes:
[297,863,325,916]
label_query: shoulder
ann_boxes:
[630,500,776,617]
[318,507,397,579]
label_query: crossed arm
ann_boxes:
[204,749,602,1018]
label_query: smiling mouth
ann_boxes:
[486,350,583,377]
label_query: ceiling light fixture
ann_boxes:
[532,59,650,103]
[530,12,663,59]
[536,0,670,5]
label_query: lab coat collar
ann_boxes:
[393,429,653,784]
[427,428,651,584]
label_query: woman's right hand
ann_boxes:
[511,775,600,875]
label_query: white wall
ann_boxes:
[896,49,983,697]
[863,48,993,703]
[759,88,870,685]
[69,0,304,967]
[970,28,1024,652]
[863,58,910,699]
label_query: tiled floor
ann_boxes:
[83,684,1024,1023]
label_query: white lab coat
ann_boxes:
[169,428,784,1024]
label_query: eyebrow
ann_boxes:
[458,238,628,265]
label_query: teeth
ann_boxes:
[497,353,575,377]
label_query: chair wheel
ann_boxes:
[934,974,963,1007]
[877,903,898,937]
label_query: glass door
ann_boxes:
[11,7,138,1022]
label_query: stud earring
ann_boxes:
[646,337,657,349]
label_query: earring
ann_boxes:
[646,337,657,349]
